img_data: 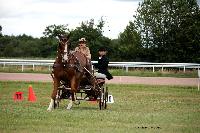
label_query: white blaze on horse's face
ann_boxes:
[63,42,68,61]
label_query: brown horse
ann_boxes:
[47,35,95,111]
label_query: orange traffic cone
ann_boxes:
[28,85,36,102]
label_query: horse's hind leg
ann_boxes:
[47,78,59,111]
[66,93,79,110]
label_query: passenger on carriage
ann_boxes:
[93,47,113,80]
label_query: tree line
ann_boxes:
[0,0,200,63]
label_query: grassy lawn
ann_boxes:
[0,81,200,133]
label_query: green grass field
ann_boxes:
[0,81,200,133]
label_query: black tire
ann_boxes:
[99,87,104,110]
[102,87,105,108]
[104,87,108,109]
[99,86,108,110]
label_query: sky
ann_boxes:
[0,0,143,39]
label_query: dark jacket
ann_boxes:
[94,55,113,80]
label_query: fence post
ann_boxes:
[22,64,24,72]
[153,66,155,72]
[126,66,129,72]
[33,64,35,71]
[183,66,186,73]
[3,62,5,69]
[161,65,163,72]
[198,67,200,91]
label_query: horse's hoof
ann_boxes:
[74,100,80,105]
[66,105,72,110]
[66,107,71,110]
[47,108,53,112]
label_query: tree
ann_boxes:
[0,18,113,59]
[134,0,200,62]
[118,21,142,61]
[0,25,2,36]
[42,24,69,57]
[43,24,69,38]
[69,18,111,60]
[0,34,53,58]
[38,37,57,58]
[39,18,112,59]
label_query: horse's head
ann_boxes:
[57,34,70,62]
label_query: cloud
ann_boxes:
[1,0,198,39]
[0,0,141,38]
[113,0,142,1]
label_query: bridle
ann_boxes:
[54,37,84,73]
[53,37,70,68]
[59,39,69,63]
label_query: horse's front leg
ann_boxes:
[47,78,59,111]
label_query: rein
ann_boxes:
[66,52,83,72]
[53,52,82,73]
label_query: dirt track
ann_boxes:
[0,72,199,87]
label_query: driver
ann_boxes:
[74,37,93,76]
[75,37,92,71]
[75,38,91,60]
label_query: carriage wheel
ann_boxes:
[104,87,108,109]
[99,87,102,110]
[99,87,103,110]
[99,86,108,110]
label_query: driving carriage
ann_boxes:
[56,67,109,110]
[47,34,109,111]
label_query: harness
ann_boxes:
[52,52,83,73]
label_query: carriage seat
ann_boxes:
[94,72,106,85]
[94,72,106,79]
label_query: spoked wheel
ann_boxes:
[104,87,108,109]
[99,86,108,110]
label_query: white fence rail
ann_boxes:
[0,59,199,72]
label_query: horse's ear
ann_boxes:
[57,33,70,40]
